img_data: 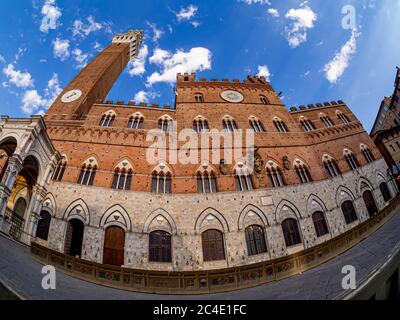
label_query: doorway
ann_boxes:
[103,226,125,266]
[363,190,378,217]
[64,219,84,258]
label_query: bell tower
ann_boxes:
[45,30,144,121]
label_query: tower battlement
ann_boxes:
[112,30,144,60]
[176,73,270,85]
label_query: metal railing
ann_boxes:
[3,208,25,241]
[31,196,400,295]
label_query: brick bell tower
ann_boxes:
[45,30,144,121]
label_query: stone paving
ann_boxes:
[1,210,400,300]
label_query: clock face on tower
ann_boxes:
[220,90,244,103]
[61,89,83,103]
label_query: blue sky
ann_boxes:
[0,0,399,132]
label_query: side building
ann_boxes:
[371,67,400,179]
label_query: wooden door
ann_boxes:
[363,191,378,217]
[64,219,84,257]
[103,226,125,266]
[64,221,73,255]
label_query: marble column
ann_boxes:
[0,155,23,226]
[21,184,46,244]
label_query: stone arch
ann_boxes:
[335,185,356,207]
[375,171,388,184]
[0,135,19,155]
[152,162,174,175]
[292,156,310,169]
[275,200,302,224]
[42,193,56,217]
[195,208,229,234]
[80,155,100,168]
[21,153,42,182]
[238,204,269,231]
[306,194,328,217]
[143,208,177,235]
[63,198,90,225]
[357,176,375,195]
[112,158,134,171]
[101,109,117,117]
[100,204,132,232]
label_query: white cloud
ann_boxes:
[147,47,212,86]
[134,90,159,103]
[93,42,102,51]
[40,0,62,33]
[134,91,150,103]
[149,48,170,64]
[3,64,34,88]
[324,31,358,84]
[267,8,280,18]
[22,90,47,114]
[256,65,271,81]
[21,73,62,115]
[176,5,198,21]
[73,48,89,69]
[191,21,201,28]
[73,16,103,38]
[44,73,62,105]
[284,4,317,48]
[0,55,5,64]
[239,0,271,4]
[52,38,70,61]
[128,45,148,76]
[14,48,26,63]
[146,22,164,43]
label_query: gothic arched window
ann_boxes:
[337,111,350,124]
[222,116,238,132]
[341,200,358,224]
[249,116,265,132]
[294,159,312,184]
[312,212,329,237]
[52,158,67,181]
[149,230,172,262]
[245,225,267,256]
[127,113,144,129]
[266,161,285,188]
[99,111,116,127]
[77,158,98,186]
[151,164,172,194]
[344,149,359,170]
[157,115,174,132]
[273,117,289,133]
[202,229,225,261]
[260,96,269,105]
[234,166,254,191]
[195,93,204,103]
[320,114,334,128]
[323,154,341,178]
[361,145,375,164]
[193,116,209,133]
[281,218,302,247]
[300,117,316,132]
[197,168,217,193]
[112,163,133,191]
